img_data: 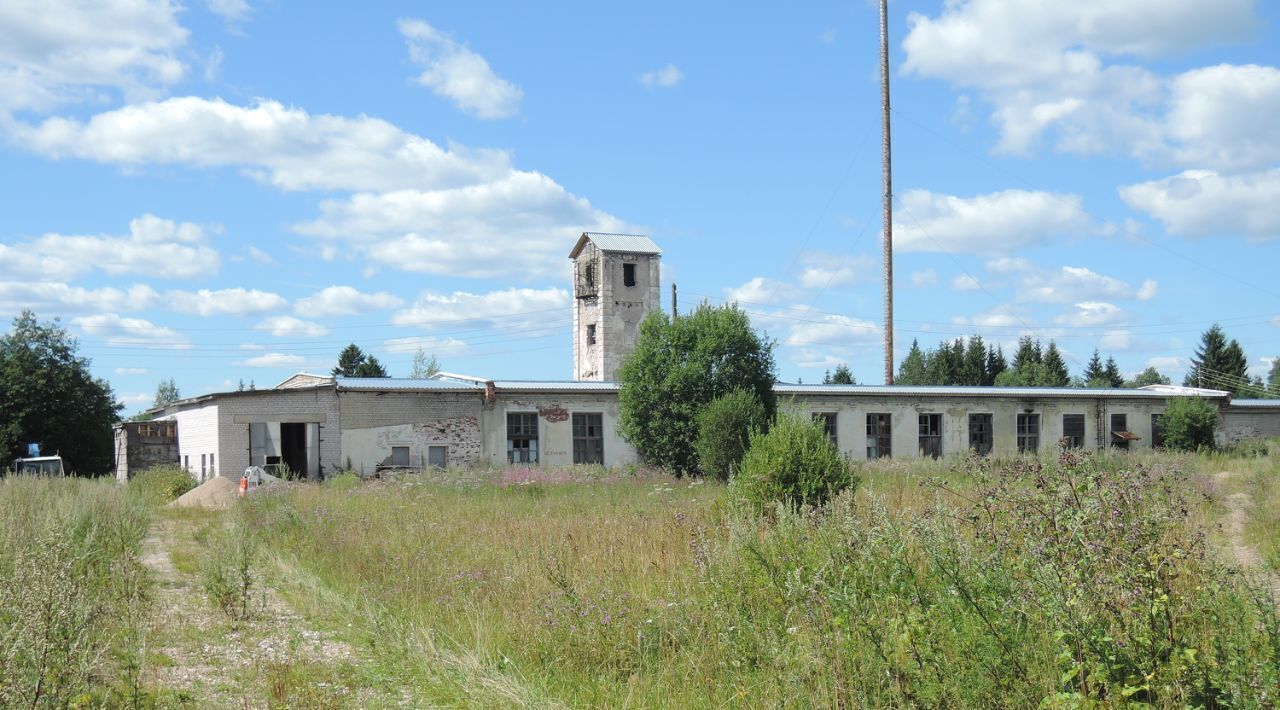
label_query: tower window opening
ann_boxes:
[586,324,597,345]
[623,263,636,287]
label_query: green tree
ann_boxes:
[618,304,776,476]
[332,344,367,377]
[332,344,389,378]
[0,310,122,474]
[1083,350,1104,384]
[1269,357,1280,397]
[1102,356,1125,389]
[985,344,1007,385]
[960,336,987,386]
[1042,342,1070,387]
[354,355,389,378]
[1127,366,1171,388]
[822,364,855,385]
[732,410,855,513]
[153,377,180,408]
[1011,337,1042,372]
[928,339,964,385]
[1161,397,1218,451]
[409,348,441,379]
[1184,324,1249,395]
[896,339,929,385]
[695,389,768,481]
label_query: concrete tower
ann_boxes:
[569,232,661,381]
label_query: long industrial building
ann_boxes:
[133,233,1280,482]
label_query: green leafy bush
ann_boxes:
[129,464,196,505]
[732,410,855,512]
[1162,396,1218,451]
[618,304,776,475]
[695,389,768,481]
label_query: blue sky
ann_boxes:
[1,0,1278,413]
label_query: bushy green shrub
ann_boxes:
[1162,396,1218,451]
[695,389,768,481]
[732,411,855,512]
[324,471,362,489]
[129,464,196,505]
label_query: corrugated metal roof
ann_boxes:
[772,384,1230,399]
[493,380,621,392]
[1229,398,1280,408]
[569,232,661,258]
[334,377,482,392]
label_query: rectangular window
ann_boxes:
[623,262,637,287]
[813,412,838,448]
[201,454,207,478]
[1062,414,1085,449]
[1151,413,1166,448]
[586,324,597,345]
[184,454,189,471]
[507,413,539,464]
[1111,413,1129,449]
[210,453,215,476]
[391,446,410,467]
[1017,413,1040,454]
[919,414,942,458]
[968,413,992,455]
[572,413,605,464]
[866,413,891,460]
[427,446,447,469]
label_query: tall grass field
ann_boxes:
[241,454,1280,708]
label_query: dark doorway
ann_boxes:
[281,423,307,477]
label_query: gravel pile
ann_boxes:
[169,475,241,509]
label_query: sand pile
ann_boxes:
[169,475,241,509]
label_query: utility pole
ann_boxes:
[879,0,894,385]
[671,283,678,320]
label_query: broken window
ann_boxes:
[572,413,605,464]
[1151,413,1165,448]
[586,324,597,345]
[968,413,992,455]
[1111,413,1129,449]
[507,413,539,464]
[1062,414,1085,449]
[1017,413,1040,454]
[623,263,637,287]
[427,446,447,469]
[391,446,410,467]
[813,413,838,448]
[919,414,942,458]
[586,263,596,288]
[866,413,891,459]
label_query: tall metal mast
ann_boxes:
[879,0,894,385]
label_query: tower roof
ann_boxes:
[569,232,661,258]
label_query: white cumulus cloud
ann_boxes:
[72,313,190,349]
[1,215,218,281]
[240,353,305,368]
[399,18,522,119]
[723,277,799,306]
[639,64,683,89]
[1120,169,1280,242]
[168,288,287,317]
[896,189,1092,254]
[16,97,512,193]
[255,316,329,337]
[294,172,631,279]
[294,286,404,317]
[393,287,570,330]
[0,0,188,112]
